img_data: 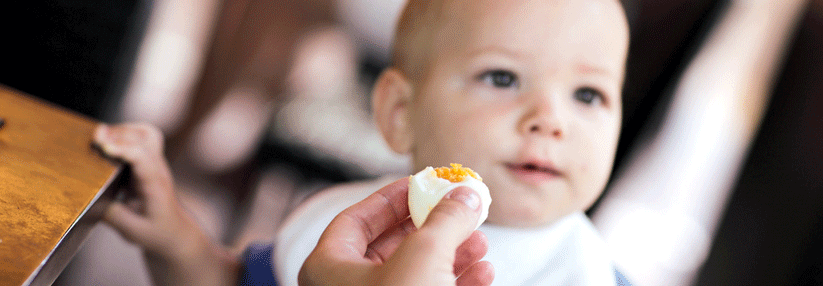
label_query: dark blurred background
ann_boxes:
[0,0,148,118]
[0,0,821,285]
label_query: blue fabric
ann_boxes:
[615,268,633,286]
[238,243,278,286]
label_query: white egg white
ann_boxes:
[408,167,491,229]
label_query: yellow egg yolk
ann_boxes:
[434,163,482,183]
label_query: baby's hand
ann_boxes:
[94,123,239,286]
[94,123,193,258]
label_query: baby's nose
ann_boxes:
[528,122,563,137]
[520,98,566,139]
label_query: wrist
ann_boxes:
[145,236,241,286]
[145,223,241,286]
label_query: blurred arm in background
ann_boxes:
[592,0,809,285]
[115,0,221,133]
[168,0,335,175]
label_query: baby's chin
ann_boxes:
[482,173,602,228]
[485,202,572,228]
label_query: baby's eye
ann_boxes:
[478,70,519,88]
[574,87,604,105]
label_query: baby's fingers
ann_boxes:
[94,123,164,162]
[94,124,175,204]
[104,201,156,247]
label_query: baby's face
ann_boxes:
[408,0,629,227]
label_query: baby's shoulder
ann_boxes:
[273,176,400,285]
[280,177,399,231]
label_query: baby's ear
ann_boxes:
[372,68,414,154]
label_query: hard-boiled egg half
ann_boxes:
[408,163,492,229]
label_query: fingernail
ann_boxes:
[446,187,480,210]
[95,124,109,142]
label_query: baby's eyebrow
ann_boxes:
[575,63,614,77]
[466,45,527,60]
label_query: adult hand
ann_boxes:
[299,177,494,286]
[94,123,239,286]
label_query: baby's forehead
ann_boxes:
[433,3,624,56]
[422,0,625,26]
[394,0,629,79]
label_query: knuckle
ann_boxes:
[136,123,164,142]
[125,123,165,154]
[121,144,148,163]
[134,124,163,141]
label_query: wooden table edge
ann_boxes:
[22,158,126,286]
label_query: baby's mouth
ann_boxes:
[505,162,563,183]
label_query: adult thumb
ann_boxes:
[418,187,483,251]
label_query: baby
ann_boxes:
[92,0,629,284]
[276,0,630,284]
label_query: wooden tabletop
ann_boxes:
[0,85,123,285]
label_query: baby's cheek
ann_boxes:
[572,156,610,207]
[579,163,590,175]
[584,156,614,197]
[577,132,618,191]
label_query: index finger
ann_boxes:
[317,177,411,257]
